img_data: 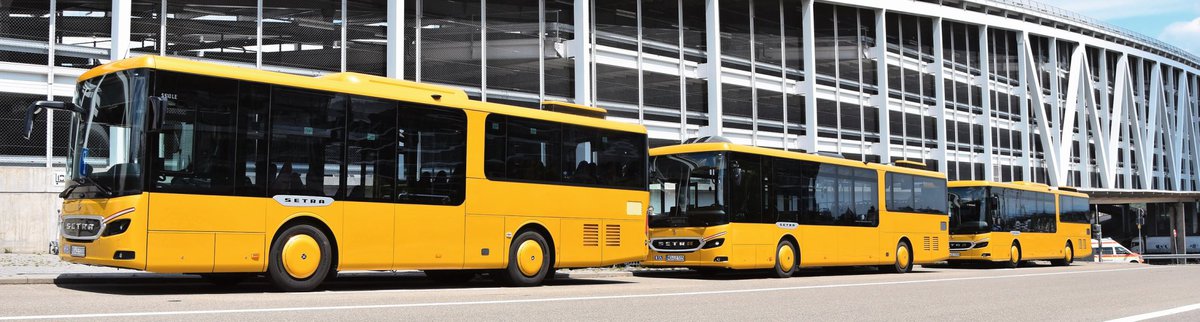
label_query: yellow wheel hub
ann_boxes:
[516,240,544,277]
[1064,246,1072,262]
[1010,246,1020,264]
[897,245,911,270]
[282,234,321,279]
[778,245,795,272]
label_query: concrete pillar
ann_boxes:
[1176,202,1188,255]
[386,0,405,79]
[111,0,132,61]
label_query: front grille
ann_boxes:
[652,239,701,250]
[583,224,599,247]
[605,224,621,247]
[61,216,103,240]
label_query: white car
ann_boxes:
[1091,238,1144,263]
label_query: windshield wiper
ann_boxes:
[59,176,111,198]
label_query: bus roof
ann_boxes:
[949,180,1089,199]
[79,56,645,134]
[650,142,946,179]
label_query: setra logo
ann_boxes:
[273,195,334,207]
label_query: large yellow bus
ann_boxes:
[27,56,649,291]
[946,181,1092,267]
[641,139,949,276]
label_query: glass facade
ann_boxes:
[0,0,1196,194]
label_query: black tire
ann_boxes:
[267,224,333,292]
[1051,243,1074,266]
[424,270,476,284]
[199,273,251,286]
[1003,244,1022,269]
[498,231,551,287]
[880,241,914,273]
[770,239,798,278]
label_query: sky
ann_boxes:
[1036,0,1200,56]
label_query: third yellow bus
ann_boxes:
[947,181,1092,267]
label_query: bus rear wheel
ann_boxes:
[1051,244,1073,266]
[881,240,913,273]
[497,231,551,287]
[771,240,798,278]
[268,224,333,292]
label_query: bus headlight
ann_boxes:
[102,219,131,237]
[702,238,725,249]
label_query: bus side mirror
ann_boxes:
[23,101,84,139]
[148,96,166,132]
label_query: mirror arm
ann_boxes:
[23,101,83,140]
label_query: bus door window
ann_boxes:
[151,71,238,195]
[396,105,466,205]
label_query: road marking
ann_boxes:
[0,266,1160,320]
[1107,302,1200,322]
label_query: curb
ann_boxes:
[0,270,636,285]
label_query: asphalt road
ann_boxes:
[0,262,1198,321]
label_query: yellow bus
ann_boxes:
[946,181,1092,267]
[641,139,949,276]
[27,56,649,291]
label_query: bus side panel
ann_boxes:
[602,218,648,265]
[213,233,265,272]
[838,226,880,265]
[558,219,602,267]
[340,201,394,270]
[463,214,505,269]
[1061,223,1092,258]
[798,225,838,266]
[146,231,214,273]
[148,193,265,233]
[394,204,465,269]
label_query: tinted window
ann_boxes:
[886,173,945,215]
[887,173,914,212]
[768,159,875,227]
[562,126,646,189]
[397,104,467,205]
[235,82,269,197]
[346,97,397,202]
[151,71,238,195]
[727,153,762,223]
[268,88,345,197]
[486,114,647,190]
[1059,196,1091,223]
[770,158,815,224]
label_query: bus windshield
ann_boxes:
[62,70,148,199]
[948,186,988,234]
[649,152,726,228]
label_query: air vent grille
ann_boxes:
[583,224,599,247]
[923,236,940,251]
[605,224,621,247]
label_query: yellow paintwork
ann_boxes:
[281,235,321,279]
[58,56,650,276]
[516,239,545,276]
[643,143,950,270]
[947,181,1094,263]
[897,243,911,270]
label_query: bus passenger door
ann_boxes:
[394,204,465,268]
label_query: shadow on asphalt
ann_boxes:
[52,273,632,296]
[633,266,934,281]
[923,260,1063,270]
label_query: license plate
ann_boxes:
[665,255,685,262]
[70,245,86,257]
[949,252,960,257]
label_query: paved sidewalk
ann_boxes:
[0,253,637,285]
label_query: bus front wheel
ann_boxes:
[498,231,551,287]
[881,240,913,273]
[1004,244,1022,269]
[267,224,333,292]
[771,239,798,278]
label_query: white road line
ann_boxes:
[0,266,1160,320]
[1107,302,1200,322]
